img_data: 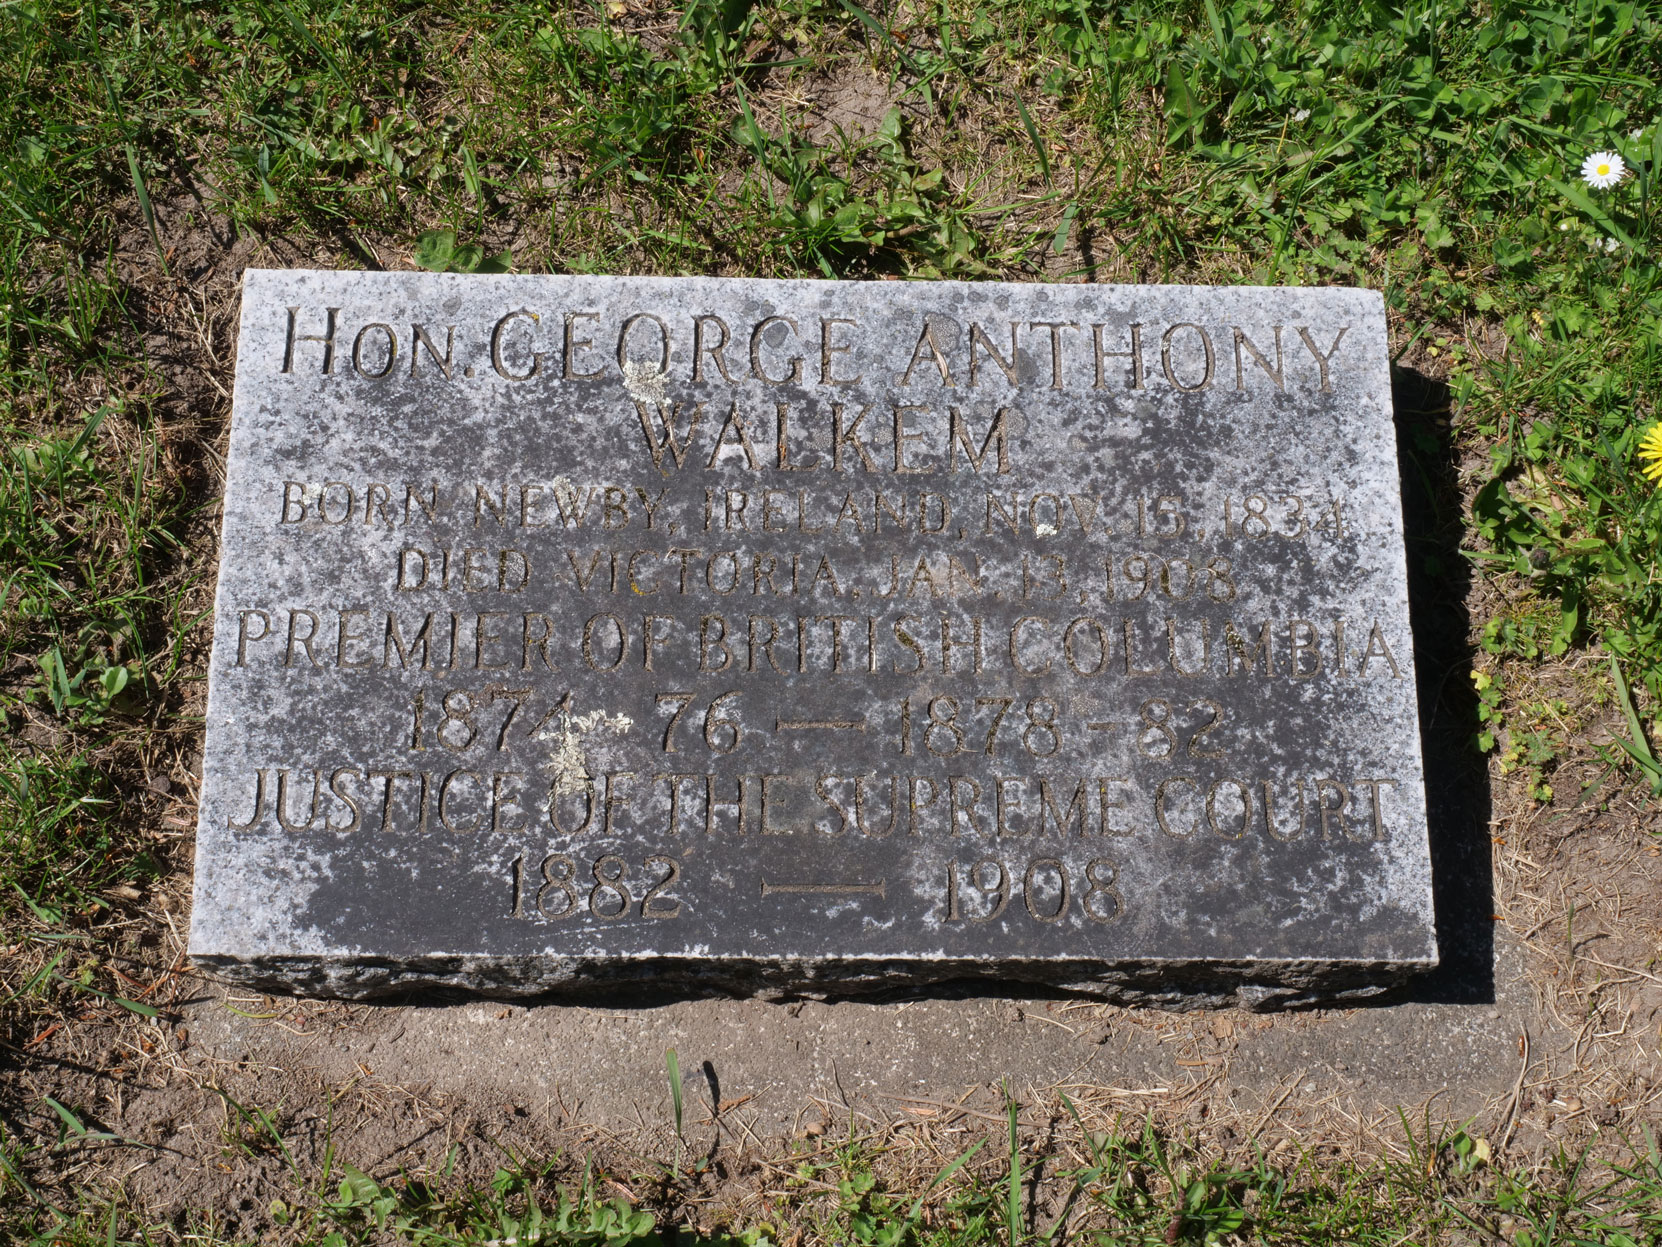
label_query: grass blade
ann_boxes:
[89,30,168,272]
[11,882,64,930]
[730,82,774,214]
[0,1125,51,1208]
[833,0,921,78]
[906,1138,985,1223]
[1052,202,1078,255]
[666,1048,683,1139]
[1006,1084,1023,1247]
[208,1087,297,1176]
[1013,93,1051,186]
[43,1097,88,1138]
[1059,1090,1104,1167]
[50,973,158,1018]
[1609,655,1662,793]
[67,404,114,461]
[1552,178,1641,250]
[717,0,755,38]
[124,143,163,266]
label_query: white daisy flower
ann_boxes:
[1580,151,1625,189]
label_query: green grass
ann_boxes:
[2,0,1657,807]
[7,1105,1662,1245]
[3,0,1662,1237]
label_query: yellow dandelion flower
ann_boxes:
[1639,424,1662,484]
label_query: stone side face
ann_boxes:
[188,270,1436,1005]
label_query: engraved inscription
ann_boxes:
[193,272,1433,998]
[509,850,686,922]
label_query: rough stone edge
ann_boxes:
[189,952,1436,1011]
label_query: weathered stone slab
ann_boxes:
[188,270,1436,1006]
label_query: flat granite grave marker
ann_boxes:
[188,270,1436,1006]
